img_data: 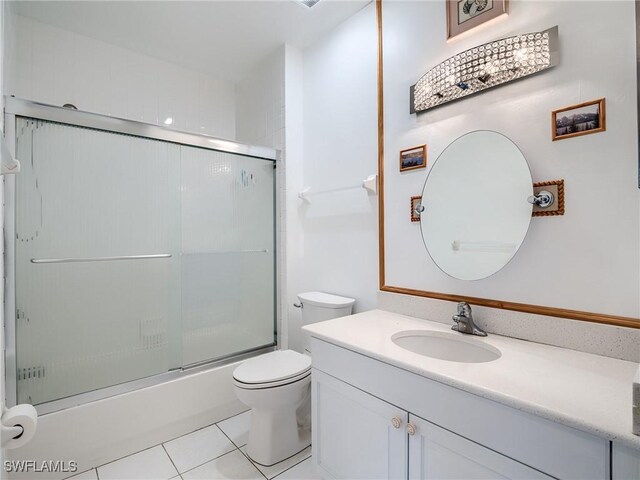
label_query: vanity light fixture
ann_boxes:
[410,26,559,113]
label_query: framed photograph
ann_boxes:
[411,196,422,222]
[399,145,427,172]
[447,0,509,40]
[552,98,606,141]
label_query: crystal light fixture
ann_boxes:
[410,26,559,114]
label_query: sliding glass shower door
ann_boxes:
[180,146,275,366]
[13,117,275,406]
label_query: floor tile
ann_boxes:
[164,424,236,473]
[65,469,98,480]
[242,446,311,479]
[274,458,319,480]
[182,450,263,480]
[217,411,251,447]
[98,446,178,480]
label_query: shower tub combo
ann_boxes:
[2,97,278,476]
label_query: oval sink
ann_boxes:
[391,330,501,363]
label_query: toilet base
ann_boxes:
[246,407,311,466]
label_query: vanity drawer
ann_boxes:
[312,338,610,480]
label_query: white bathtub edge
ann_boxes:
[7,362,246,479]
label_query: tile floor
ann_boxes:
[66,411,319,480]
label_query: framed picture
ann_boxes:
[411,196,422,222]
[552,98,606,141]
[399,145,427,172]
[447,0,509,40]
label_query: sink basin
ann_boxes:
[391,330,501,363]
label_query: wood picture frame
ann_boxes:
[411,196,422,222]
[399,144,427,172]
[552,98,606,141]
[446,0,509,40]
[532,180,565,217]
[375,0,638,328]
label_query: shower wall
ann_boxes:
[4,14,236,138]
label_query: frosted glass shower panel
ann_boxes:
[15,119,182,405]
[181,147,275,365]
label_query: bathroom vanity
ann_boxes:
[303,310,640,480]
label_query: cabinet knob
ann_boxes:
[391,416,402,429]
[406,423,417,436]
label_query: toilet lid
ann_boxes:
[233,350,311,384]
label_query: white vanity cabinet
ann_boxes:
[310,337,612,480]
[612,444,640,479]
[312,369,408,479]
[313,369,552,480]
[407,414,552,479]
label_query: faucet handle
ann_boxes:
[457,302,472,316]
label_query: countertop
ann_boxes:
[302,309,640,450]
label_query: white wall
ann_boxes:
[4,14,236,139]
[293,3,378,349]
[282,45,305,352]
[235,48,285,151]
[383,1,640,319]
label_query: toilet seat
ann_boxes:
[233,350,311,389]
[233,370,311,390]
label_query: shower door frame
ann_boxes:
[3,96,279,414]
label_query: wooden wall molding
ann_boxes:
[374,0,640,329]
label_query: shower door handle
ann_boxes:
[31,254,172,264]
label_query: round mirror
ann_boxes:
[420,131,533,280]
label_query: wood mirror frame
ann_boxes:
[375,0,640,329]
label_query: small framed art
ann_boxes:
[552,98,606,141]
[400,145,427,172]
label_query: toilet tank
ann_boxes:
[297,291,355,353]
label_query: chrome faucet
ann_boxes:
[452,302,487,337]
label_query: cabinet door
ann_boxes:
[408,414,553,480]
[312,369,408,480]
[613,443,640,480]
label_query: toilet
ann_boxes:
[233,291,355,466]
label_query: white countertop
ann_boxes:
[303,309,640,450]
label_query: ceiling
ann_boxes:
[9,0,371,82]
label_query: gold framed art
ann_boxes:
[552,98,606,141]
[399,145,427,172]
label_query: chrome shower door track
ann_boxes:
[4,97,278,161]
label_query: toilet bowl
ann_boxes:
[233,291,355,466]
[233,350,312,466]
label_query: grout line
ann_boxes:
[161,443,180,477]
[239,445,312,480]
[178,447,245,478]
[216,420,247,449]
[270,452,313,480]
[63,467,96,480]
[94,410,250,475]
[95,443,163,471]
[238,448,269,480]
